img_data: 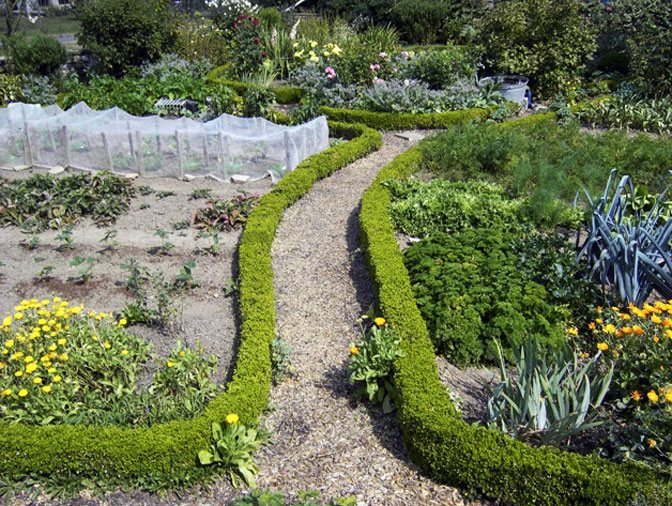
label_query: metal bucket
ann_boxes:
[478,75,530,107]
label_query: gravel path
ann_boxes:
[255,133,469,505]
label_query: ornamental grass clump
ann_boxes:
[0,297,218,426]
[347,316,404,413]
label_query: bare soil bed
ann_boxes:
[0,167,274,385]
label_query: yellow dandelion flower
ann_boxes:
[12,351,24,360]
[166,361,175,368]
[121,350,129,356]
[26,363,38,373]
[104,341,111,350]
[119,319,127,326]
[226,413,239,424]
[59,353,68,362]
[567,327,578,336]
[350,346,359,355]
[18,389,28,397]
[1,389,11,396]
[33,377,42,385]
[47,367,56,373]
[42,385,52,393]
[374,317,386,327]
[53,297,62,303]
[52,375,61,382]
[4,339,14,348]
[24,356,34,363]
[14,371,23,377]
[14,313,23,320]
[2,317,12,327]
[596,318,604,324]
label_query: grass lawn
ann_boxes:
[14,13,79,36]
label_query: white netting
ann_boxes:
[0,102,330,181]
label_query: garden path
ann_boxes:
[254,132,473,505]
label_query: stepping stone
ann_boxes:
[182,174,196,182]
[48,166,65,175]
[13,165,30,171]
[395,131,425,142]
[124,173,140,181]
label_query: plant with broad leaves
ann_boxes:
[575,168,672,306]
[198,415,269,487]
[487,339,613,446]
[347,314,404,414]
[192,191,259,232]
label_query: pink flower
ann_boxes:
[325,66,336,79]
[379,52,387,58]
[393,68,398,73]
[370,63,381,72]
[606,6,612,12]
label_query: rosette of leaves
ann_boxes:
[198,417,269,487]
[347,317,405,413]
[192,192,260,232]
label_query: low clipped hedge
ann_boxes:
[0,121,381,482]
[205,66,304,105]
[320,105,491,131]
[358,114,668,504]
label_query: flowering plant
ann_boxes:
[0,297,218,426]
[347,315,404,413]
[207,0,258,33]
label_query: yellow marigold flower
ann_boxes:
[588,322,596,330]
[33,377,42,385]
[349,346,359,355]
[5,339,14,348]
[663,319,672,327]
[633,325,644,335]
[14,371,23,377]
[665,393,672,403]
[611,306,620,312]
[53,297,62,303]
[581,352,589,358]
[648,438,657,448]
[52,375,61,382]
[119,319,127,326]
[48,344,57,351]
[179,351,185,357]
[18,389,28,397]
[567,327,578,336]
[60,302,68,307]
[47,367,56,373]
[14,313,23,320]
[12,351,24,360]
[26,363,38,373]
[619,313,631,320]
[374,317,386,327]
[166,361,175,368]
[622,327,633,334]
[57,338,66,345]
[654,336,660,343]
[597,342,609,351]
[648,390,659,402]
[596,318,603,324]
[42,385,51,393]
[121,350,129,356]
[59,353,68,362]
[226,413,239,424]
[3,317,14,327]
[652,315,662,324]
[92,335,98,341]
[596,306,603,313]
[1,389,11,396]
[104,341,111,350]
[24,356,34,363]
[37,319,46,325]
[603,324,616,334]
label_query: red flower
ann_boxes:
[253,17,259,27]
[253,37,260,45]
[262,51,267,58]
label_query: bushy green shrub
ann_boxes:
[614,0,672,97]
[174,15,229,66]
[389,0,479,44]
[403,228,567,365]
[386,179,528,237]
[242,86,277,118]
[20,75,57,105]
[403,46,477,89]
[479,0,598,99]
[7,33,66,76]
[577,94,672,134]
[76,0,177,76]
[0,74,25,105]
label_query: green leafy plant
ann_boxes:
[173,260,199,290]
[575,169,672,306]
[99,229,120,250]
[271,338,293,385]
[198,415,269,487]
[487,340,613,445]
[153,229,175,255]
[0,171,135,231]
[189,188,212,200]
[242,86,277,119]
[172,220,190,231]
[69,256,96,283]
[192,192,260,232]
[55,225,75,250]
[7,33,67,76]
[197,230,222,256]
[19,235,40,251]
[76,0,178,77]
[347,315,404,413]
[34,264,54,282]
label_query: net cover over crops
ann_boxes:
[0,103,329,181]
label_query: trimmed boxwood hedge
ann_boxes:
[358,113,668,504]
[0,121,381,482]
[205,66,304,105]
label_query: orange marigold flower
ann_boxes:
[619,313,631,320]
[596,306,603,313]
[663,319,672,327]
[633,325,644,335]
[622,327,633,334]
[588,322,596,330]
[654,336,660,343]
[648,438,657,448]
[596,318,604,324]
[652,315,662,324]
[597,342,608,351]
[631,391,642,401]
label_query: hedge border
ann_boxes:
[205,66,304,104]
[358,113,667,505]
[0,121,382,481]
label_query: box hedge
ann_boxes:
[0,121,381,482]
[358,112,668,504]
